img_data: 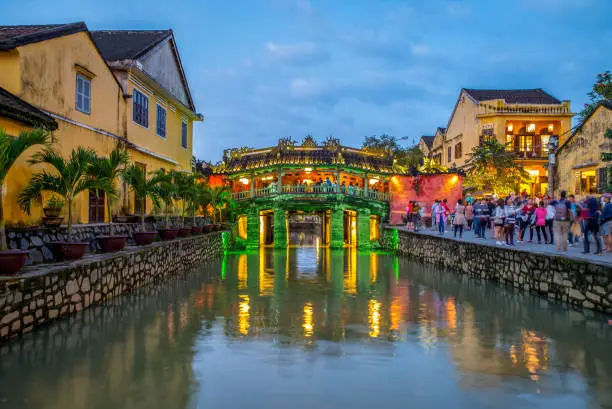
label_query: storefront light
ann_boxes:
[239,177,249,185]
[304,167,313,172]
[369,178,380,185]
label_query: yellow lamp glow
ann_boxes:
[507,123,514,132]
[239,177,249,185]
[527,123,536,133]
[450,175,458,184]
[548,124,554,132]
[304,167,312,172]
[369,178,380,185]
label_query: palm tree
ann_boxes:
[174,171,197,227]
[123,164,162,232]
[192,181,212,226]
[88,146,129,236]
[0,128,51,251]
[150,169,178,228]
[18,147,98,242]
[208,185,234,223]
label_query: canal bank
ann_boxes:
[0,232,226,342]
[386,227,612,315]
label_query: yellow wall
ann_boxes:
[125,77,193,171]
[556,106,612,197]
[444,93,478,168]
[0,31,196,227]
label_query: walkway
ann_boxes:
[393,225,612,266]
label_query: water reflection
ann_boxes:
[0,248,611,409]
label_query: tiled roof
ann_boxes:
[218,147,395,174]
[419,136,435,149]
[436,127,446,134]
[90,30,171,61]
[0,87,57,130]
[0,22,86,50]
[463,88,561,104]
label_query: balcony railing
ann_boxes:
[233,184,390,202]
[478,103,571,116]
[510,149,548,160]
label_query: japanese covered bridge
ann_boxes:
[209,136,463,249]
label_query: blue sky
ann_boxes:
[3,0,611,161]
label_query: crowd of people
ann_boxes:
[405,191,612,255]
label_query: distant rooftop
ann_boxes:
[0,22,86,50]
[90,30,171,61]
[463,88,562,104]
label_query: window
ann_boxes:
[447,146,452,163]
[156,105,166,138]
[181,121,188,149]
[133,89,149,127]
[506,135,513,151]
[75,74,91,114]
[519,135,533,152]
[541,134,550,154]
[479,128,494,145]
[454,142,462,159]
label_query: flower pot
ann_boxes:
[132,231,157,246]
[158,228,179,241]
[42,216,63,228]
[43,208,61,218]
[202,224,214,234]
[97,235,127,253]
[191,226,203,234]
[51,242,88,260]
[178,227,192,237]
[0,250,29,276]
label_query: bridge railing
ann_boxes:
[232,184,389,202]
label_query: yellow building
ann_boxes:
[417,135,434,158]
[0,22,202,226]
[428,127,446,164]
[555,100,612,196]
[442,89,573,195]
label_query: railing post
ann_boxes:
[249,173,255,198]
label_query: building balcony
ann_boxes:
[232,184,390,202]
[477,101,572,117]
[511,149,548,161]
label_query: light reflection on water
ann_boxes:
[0,245,611,409]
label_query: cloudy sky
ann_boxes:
[3,0,611,161]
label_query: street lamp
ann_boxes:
[547,135,559,197]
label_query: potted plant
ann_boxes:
[0,128,50,275]
[43,195,64,217]
[19,147,97,260]
[175,171,195,237]
[123,164,160,245]
[209,185,235,230]
[89,146,129,253]
[190,181,211,234]
[151,169,179,240]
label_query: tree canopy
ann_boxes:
[578,71,612,123]
[464,139,528,195]
[362,134,423,173]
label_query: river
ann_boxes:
[0,246,611,409]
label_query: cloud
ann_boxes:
[266,41,330,65]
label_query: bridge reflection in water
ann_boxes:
[1,245,611,409]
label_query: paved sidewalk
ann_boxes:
[394,225,612,266]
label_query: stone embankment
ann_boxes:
[390,228,612,315]
[0,232,225,342]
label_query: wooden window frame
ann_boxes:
[133,89,149,128]
[156,104,167,138]
[75,74,91,114]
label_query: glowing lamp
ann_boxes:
[527,123,536,133]
[369,178,380,185]
[548,124,554,132]
[507,123,513,132]
[239,177,249,185]
[304,167,312,172]
[450,175,458,184]
[527,169,540,178]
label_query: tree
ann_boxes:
[464,139,528,196]
[88,146,129,236]
[123,165,162,232]
[19,147,98,241]
[362,134,424,172]
[192,181,212,225]
[174,171,199,227]
[578,71,612,123]
[419,158,448,174]
[208,185,235,223]
[150,169,179,228]
[0,128,51,251]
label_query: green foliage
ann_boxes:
[464,139,528,195]
[88,146,129,235]
[578,71,612,123]
[362,134,423,172]
[418,158,448,174]
[208,185,235,223]
[149,169,179,227]
[19,146,98,241]
[0,128,51,250]
[45,195,64,210]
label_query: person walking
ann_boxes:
[412,202,422,232]
[475,199,491,239]
[435,199,448,235]
[545,199,556,245]
[431,200,439,231]
[567,194,580,246]
[599,193,612,252]
[504,198,517,246]
[519,199,536,243]
[465,201,474,231]
[493,199,505,245]
[553,190,573,252]
[453,199,467,238]
[534,202,548,243]
[582,195,602,255]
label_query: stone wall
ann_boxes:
[6,216,212,265]
[0,232,225,342]
[391,229,612,314]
